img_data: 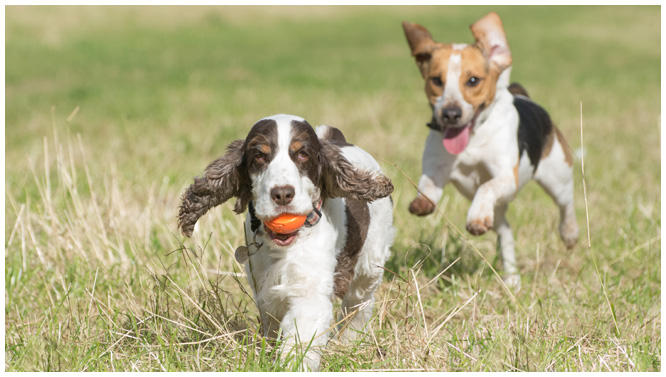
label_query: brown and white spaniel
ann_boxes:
[178,114,394,370]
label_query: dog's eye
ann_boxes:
[297,150,309,161]
[466,76,481,87]
[255,153,266,163]
[430,76,443,87]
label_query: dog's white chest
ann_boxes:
[243,213,340,304]
[449,157,488,200]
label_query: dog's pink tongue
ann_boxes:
[443,125,471,155]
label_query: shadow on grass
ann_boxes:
[386,224,501,286]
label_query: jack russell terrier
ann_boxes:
[402,12,579,288]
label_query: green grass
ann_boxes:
[5,5,660,372]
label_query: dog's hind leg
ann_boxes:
[338,221,393,342]
[494,203,521,289]
[534,128,579,249]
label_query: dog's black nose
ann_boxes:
[441,106,462,124]
[271,185,295,205]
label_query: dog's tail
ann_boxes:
[316,125,351,146]
[508,82,530,98]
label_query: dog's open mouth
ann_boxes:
[264,227,300,247]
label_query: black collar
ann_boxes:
[426,115,441,131]
[248,199,324,233]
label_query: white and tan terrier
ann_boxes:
[402,12,579,288]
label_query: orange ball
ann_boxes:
[264,214,307,234]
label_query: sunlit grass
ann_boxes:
[5,5,660,371]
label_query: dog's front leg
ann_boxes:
[279,295,333,371]
[466,173,517,236]
[409,130,452,216]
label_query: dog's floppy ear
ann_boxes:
[470,12,512,72]
[402,21,439,78]
[177,139,250,237]
[318,140,394,202]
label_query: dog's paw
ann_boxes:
[560,221,579,249]
[466,216,493,236]
[562,233,579,249]
[408,195,436,216]
[502,273,521,291]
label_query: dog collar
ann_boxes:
[248,199,324,233]
[426,115,440,131]
[305,198,324,228]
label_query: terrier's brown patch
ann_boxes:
[513,162,520,188]
[554,127,573,167]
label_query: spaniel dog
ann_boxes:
[177,114,394,370]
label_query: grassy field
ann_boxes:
[5,5,660,371]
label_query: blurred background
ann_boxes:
[5,5,660,372]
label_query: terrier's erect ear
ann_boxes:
[402,21,440,78]
[318,140,393,202]
[177,139,249,237]
[470,12,512,72]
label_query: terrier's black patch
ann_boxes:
[514,95,553,171]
